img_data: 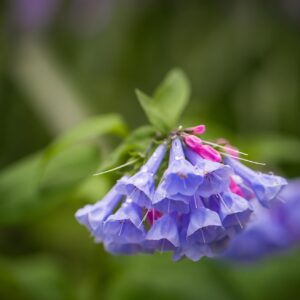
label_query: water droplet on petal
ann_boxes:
[175,155,184,160]
[141,166,148,172]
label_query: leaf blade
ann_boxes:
[136,89,169,133]
[136,69,190,132]
[154,68,190,128]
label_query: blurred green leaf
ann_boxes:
[0,113,128,225]
[136,90,169,133]
[39,144,100,193]
[0,256,71,300]
[154,69,190,128]
[43,114,128,161]
[0,144,100,226]
[136,69,190,133]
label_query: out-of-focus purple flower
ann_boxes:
[103,237,143,255]
[277,180,300,241]
[118,143,167,208]
[223,180,300,262]
[9,0,115,36]
[10,0,60,33]
[224,157,287,207]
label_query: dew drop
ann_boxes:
[175,155,184,160]
[141,166,148,172]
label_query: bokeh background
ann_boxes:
[1,1,300,299]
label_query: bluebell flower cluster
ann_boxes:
[76,134,287,261]
[223,179,300,262]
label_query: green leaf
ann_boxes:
[136,69,190,132]
[136,90,170,133]
[39,144,101,193]
[0,256,70,300]
[0,144,100,226]
[43,114,128,161]
[154,69,190,128]
[0,114,127,226]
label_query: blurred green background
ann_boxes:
[1,1,300,299]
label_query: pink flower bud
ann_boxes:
[230,178,244,197]
[183,135,202,151]
[197,145,222,162]
[147,209,162,225]
[217,138,240,158]
[216,138,229,145]
[189,124,206,135]
[225,145,240,158]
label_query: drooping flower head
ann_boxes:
[75,121,288,261]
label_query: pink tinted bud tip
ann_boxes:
[225,145,240,158]
[189,124,206,135]
[197,145,222,163]
[230,177,244,197]
[216,138,229,145]
[147,209,162,225]
[184,134,202,150]
[217,138,240,158]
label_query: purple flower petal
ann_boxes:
[161,139,203,196]
[224,157,287,207]
[187,207,225,244]
[186,148,232,197]
[173,243,213,262]
[209,193,253,229]
[152,182,190,214]
[144,214,180,251]
[103,200,146,244]
[120,144,167,208]
[75,180,124,240]
[103,238,143,255]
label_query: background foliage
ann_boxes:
[0,1,300,299]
